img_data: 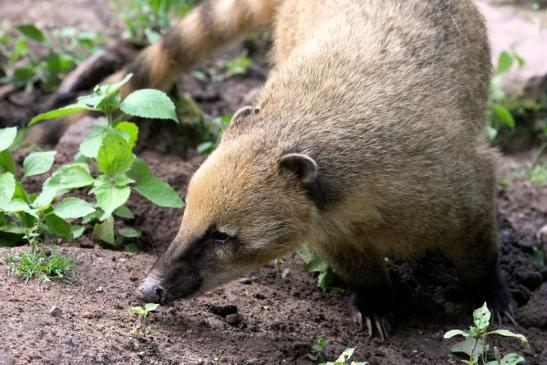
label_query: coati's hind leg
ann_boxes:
[27,0,281,144]
[442,227,516,324]
[322,242,395,340]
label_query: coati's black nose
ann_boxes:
[137,276,166,303]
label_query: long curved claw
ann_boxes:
[366,317,373,337]
[504,310,518,326]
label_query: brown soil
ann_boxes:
[1,1,547,364]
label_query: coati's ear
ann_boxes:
[279,153,318,186]
[232,106,260,122]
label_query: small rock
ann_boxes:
[206,317,226,330]
[238,277,253,284]
[96,286,104,293]
[225,313,242,326]
[49,306,62,317]
[0,353,16,365]
[207,304,238,317]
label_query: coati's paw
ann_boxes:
[349,291,394,341]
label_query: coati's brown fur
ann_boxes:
[119,0,510,336]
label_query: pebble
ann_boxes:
[225,313,242,326]
[49,306,62,317]
[96,286,104,293]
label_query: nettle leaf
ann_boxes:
[91,175,131,218]
[485,353,524,365]
[17,24,46,42]
[23,151,56,177]
[54,197,95,219]
[71,225,85,239]
[115,121,139,149]
[473,303,491,331]
[97,130,135,176]
[113,206,134,219]
[492,105,515,129]
[44,213,73,240]
[118,227,141,238]
[0,127,18,152]
[33,164,94,208]
[29,104,93,126]
[127,159,184,208]
[496,51,513,75]
[3,198,31,213]
[93,215,116,245]
[121,89,178,122]
[79,125,107,159]
[0,151,16,174]
[0,172,16,208]
[443,330,469,339]
[144,303,159,312]
[488,329,528,344]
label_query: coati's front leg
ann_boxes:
[322,242,395,340]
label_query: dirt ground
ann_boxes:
[1,0,546,364]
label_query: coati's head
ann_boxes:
[138,117,320,303]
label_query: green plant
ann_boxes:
[28,74,184,247]
[443,303,528,365]
[130,303,160,334]
[112,0,197,45]
[273,257,290,279]
[320,348,367,365]
[226,56,253,77]
[0,23,103,91]
[296,244,344,292]
[4,248,73,283]
[307,336,329,362]
[486,51,525,141]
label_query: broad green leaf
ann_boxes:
[2,198,31,213]
[97,130,134,175]
[451,336,485,359]
[0,151,16,174]
[120,89,178,122]
[492,105,515,129]
[0,127,17,152]
[133,175,184,208]
[0,225,27,235]
[144,303,159,312]
[113,206,135,219]
[295,244,314,264]
[33,164,94,208]
[79,125,107,158]
[127,159,184,208]
[305,256,329,273]
[118,227,141,238]
[485,353,524,365]
[336,348,354,362]
[0,172,16,208]
[488,329,528,344]
[91,175,131,218]
[496,51,513,75]
[54,197,95,219]
[23,150,56,177]
[17,24,45,42]
[29,104,92,126]
[44,213,73,240]
[93,215,116,245]
[473,303,491,331]
[124,243,139,253]
[114,174,134,187]
[115,121,139,148]
[71,225,85,239]
[443,329,469,339]
[130,306,146,316]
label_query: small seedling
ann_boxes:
[296,244,344,293]
[273,257,289,279]
[130,303,160,334]
[444,303,528,365]
[307,336,329,362]
[320,348,367,365]
[225,56,253,77]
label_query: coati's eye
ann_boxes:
[209,231,230,244]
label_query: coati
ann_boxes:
[126,0,513,338]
